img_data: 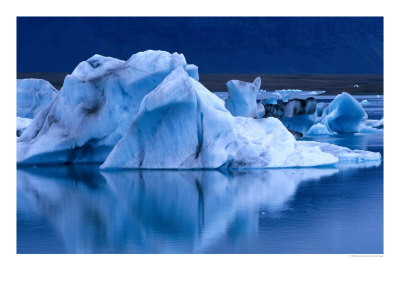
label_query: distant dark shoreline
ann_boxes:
[17,72,383,95]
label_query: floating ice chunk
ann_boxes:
[306,123,336,136]
[354,84,359,88]
[224,77,261,118]
[16,117,33,137]
[365,118,384,128]
[17,50,198,165]
[322,92,367,133]
[359,125,383,133]
[101,67,237,169]
[360,99,369,106]
[300,141,382,162]
[17,79,58,118]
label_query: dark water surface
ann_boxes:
[17,132,383,254]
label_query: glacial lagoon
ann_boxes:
[17,128,383,254]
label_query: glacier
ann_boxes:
[17,78,59,118]
[224,77,261,118]
[17,50,199,165]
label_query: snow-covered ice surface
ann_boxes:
[17,79,58,118]
[224,77,261,117]
[17,51,199,165]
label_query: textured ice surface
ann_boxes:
[306,123,336,136]
[230,117,339,168]
[224,77,261,117]
[17,51,199,165]
[301,141,382,162]
[322,92,367,133]
[17,79,58,118]
[16,117,33,137]
[102,67,237,169]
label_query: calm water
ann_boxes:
[17,96,383,254]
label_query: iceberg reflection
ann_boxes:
[17,163,379,253]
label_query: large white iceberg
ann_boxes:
[101,67,237,169]
[224,77,261,118]
[17,50,199,165]
[102,68,380,170]
[17,79,59,118]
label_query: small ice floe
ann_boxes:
[360,99,369,106]
[354,84,359,88]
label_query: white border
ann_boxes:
[1,1,399,299]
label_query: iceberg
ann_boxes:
[360,99,369,106]
[322,92,367,133]
[17,116,33,137]
[101,67,238,169]
[224,77,261,118]
[102,68,366,169]
[17,50,199,165]
[17,79,58,118]
[306,123,336,136]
